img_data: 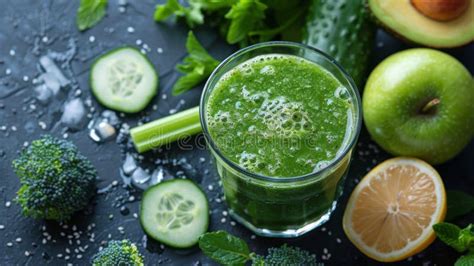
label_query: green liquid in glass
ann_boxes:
[206,54,355,232]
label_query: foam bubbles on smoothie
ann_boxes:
[259,65,275,75]
[314,160,331,171]
[334,86,350,100]
[208,110,233,128]
[257,96,312,137]
[238,152,266,172]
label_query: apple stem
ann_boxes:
[421,98,441,114]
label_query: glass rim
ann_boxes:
[199,41,362,183]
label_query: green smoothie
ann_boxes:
[204,53,356,234]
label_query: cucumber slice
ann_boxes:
[90,47,158,113]
[140,179,209,248]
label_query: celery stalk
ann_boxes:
[130,106,201,153]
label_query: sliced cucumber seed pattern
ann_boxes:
[156,193,196,231]
[109,60,144,97]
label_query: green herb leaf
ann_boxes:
[455,253,474,266]
[154,0,205,27]
[434,223,465,252]
[434,223,474,253]
[198,231,251,265]
[248,7,305,43]
[459,225,474,252]
[76,0,108,31]
[154,0,185,21]
[446,190,474,221]
[224,0,267,44]
[172,31,220,95]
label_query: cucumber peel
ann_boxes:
[303,0,375,89]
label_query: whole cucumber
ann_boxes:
[303,0,375,89]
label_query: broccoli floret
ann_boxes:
[92,240,144,266]
[252,244,318,266]
[12,135,97,221]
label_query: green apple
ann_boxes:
[363,48,474,165]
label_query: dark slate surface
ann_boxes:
[0,0,473,265]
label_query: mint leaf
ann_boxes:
[225,0,267,44]
[459,225,474,252]
[455,253,474,266]
[76,0,108,31]
[172,31,220,95]
[434,223,465,252]
[198,231,251,265]
[446,190,474,221]
[434,223,474,253]
[154,0,204,27]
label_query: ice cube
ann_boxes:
[39,55,70,87]
[39,72,61,95]
[61,98,86,130]
[131,167,150,189]
[101,110,120,126]
[150,168,164,185]
[34,84,53,104]
[122,154,137,175]
[97,121,116,140]
[89,120,116,143]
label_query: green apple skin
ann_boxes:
[363,48,474,165]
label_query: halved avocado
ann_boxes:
[369,0,474,48]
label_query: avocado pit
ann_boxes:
[411,0,470,21]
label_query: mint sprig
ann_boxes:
[446,190,474,221]
[433,223,474,266]
[198,231,317,265]
[198,231,254,265]
[76,0,108,31]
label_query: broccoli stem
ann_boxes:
[130,106,201,153]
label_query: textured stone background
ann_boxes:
[0,0,472,265]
